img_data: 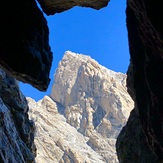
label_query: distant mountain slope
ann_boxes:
[28,51,134,163]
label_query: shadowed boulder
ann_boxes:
[0,0,53,91]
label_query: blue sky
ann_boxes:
[20,1,130,101]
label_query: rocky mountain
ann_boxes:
[27,51,134,163]
[1,0,162,162]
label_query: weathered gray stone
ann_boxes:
[0,69,36,162]
[27,96,105,163]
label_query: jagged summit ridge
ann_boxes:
[51,51,132,123]
[28,51,134,163]
[63,51,125,82]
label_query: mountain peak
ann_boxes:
[28,51,134,162]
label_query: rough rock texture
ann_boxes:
[28,51,134,163]
[116,0,163,162]
[37,0,110,15]
[0,0,52,91]
[27,96,105,163]
[1,0,162,162]
[117,109,159,163]
[0,69,36,162]
[51,51,133,138]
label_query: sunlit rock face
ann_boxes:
[51,51,133,138]
[0,69,36,162]
[28,51,134,163]
[37,0,110,15]
[27,96,106,163]
[116,0,163,162]
[0,0,52,91]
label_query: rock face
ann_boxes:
[0,0,52,91]
[51,51,133,138]
[0,69,36,162]
[1,0,162,162]
[37,0,110,15]
[116,109,159,163]
[116,0,163,162]
[27,96,105,163]
[28,51,134,163]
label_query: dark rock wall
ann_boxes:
[37,0,110,15]
[0,0,53,91]
[117,63,160,163]
[117,0,163,162]
[0,69,36,162]
[117,109,159,163]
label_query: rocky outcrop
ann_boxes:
[28,51,134,163]
[0,69,36,162]
[51,51,133,138]
[116,0,163,162]
[27,96,105,163]
[0,0,52,91]
[37,0,110,15]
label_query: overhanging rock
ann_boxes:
[37,0,110,15]
[0,0,53,91]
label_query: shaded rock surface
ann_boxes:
[37,0,110,15]
[117,109,159,163]
[116,0,163,162]
[28,51,134,163]
[0,69,36,162]
[0,0,52,91]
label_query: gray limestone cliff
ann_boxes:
[27,51,134,163]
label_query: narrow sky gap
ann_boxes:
[20,1,130,101]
